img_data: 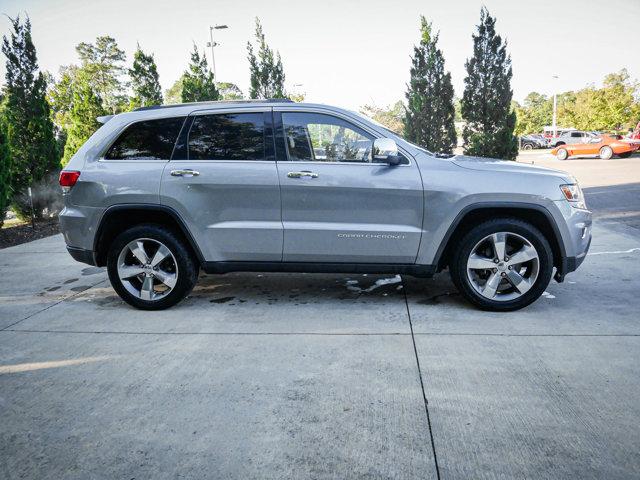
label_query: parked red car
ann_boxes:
[551,134,639,160]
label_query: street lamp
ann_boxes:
[552,74,559,138]
[207,24,228,79]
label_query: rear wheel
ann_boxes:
[522,143,533,150]
[556,148,568,160]
[617,151,633,158]
[599,146,613,159]
[107,224,198,310]
[450,219,553,311]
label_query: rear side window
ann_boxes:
[105,117,185,160]
[188,113,265,160]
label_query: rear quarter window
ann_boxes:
[104,117,185,160]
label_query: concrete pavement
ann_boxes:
[2,152,640,478]
[1,218,639,479]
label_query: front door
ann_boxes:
[160,108,283,262]
[275,110,424,264]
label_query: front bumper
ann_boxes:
[553,201,592,282]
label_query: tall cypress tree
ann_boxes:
[62,72,106,165]
[0,111,11,226]
[1,15,59,217]
[247,18,286,99]
[404,17,457,154]
[129,45,163,108]
[181,46,219,103]
[461,8,517,160]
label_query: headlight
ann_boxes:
[560,184,587,210]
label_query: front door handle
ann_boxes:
[170,169,200,177]
[287,171,319,179]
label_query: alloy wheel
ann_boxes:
[117,238,178,301]
[466,232,540,302]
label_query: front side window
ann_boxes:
[282,112,375,163]
[105,117,185,160]
[188,113,265,160]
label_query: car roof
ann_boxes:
[112,99,359,123]
[133,98,295,112]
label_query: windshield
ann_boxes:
[350,110,435,156]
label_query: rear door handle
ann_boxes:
[287,171,319,179]
[170,169,200,177]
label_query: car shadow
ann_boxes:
[583,182,640,232]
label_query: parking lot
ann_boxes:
[1,152,639,479]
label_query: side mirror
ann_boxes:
[373,138,402,165]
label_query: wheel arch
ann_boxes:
[94,204,204,267]
[434,203,566,273]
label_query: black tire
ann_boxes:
[107,224,198,310]
[522,143,533,150]
[556,148,568,160]
[617,151,633,158]
[449,218,554,312]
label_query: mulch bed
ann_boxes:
[0,220,60,249]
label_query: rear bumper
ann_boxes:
[66,246,98,266]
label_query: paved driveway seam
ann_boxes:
[403,279,441,480]
[0,279,107,331]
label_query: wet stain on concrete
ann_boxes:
[418,291,460,305]
[81,267,105,276]
[45,286,61,292]
[63,278,79,284]
[210,296,235,304]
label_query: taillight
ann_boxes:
[59,170,81,192]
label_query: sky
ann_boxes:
[0,0,639,110]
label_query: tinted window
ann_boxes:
[188,113,265,160]
[281,112,375,163]
[105,117,185,160]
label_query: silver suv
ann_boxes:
[59,100,592,311]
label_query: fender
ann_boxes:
[431,201,568,271]
[93,203,206,264]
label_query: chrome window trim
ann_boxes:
[185,108,269,162]
[275,106,413,166]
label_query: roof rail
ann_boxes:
[134,98,294,112]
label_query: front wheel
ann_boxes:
[450,219,553,311]
[599,146,613,159]
[107,224,198,310]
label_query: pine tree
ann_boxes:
[181,46,219,103]
[129,45,163,108]
[62,72,107,165]
[461,8,518,160]
[76,36,127,114]
[1,15,59,217]
[404,17,457,153]
[247,18,286,99]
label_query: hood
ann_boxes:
[452,155,574,182]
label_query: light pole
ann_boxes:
[552,75,559,138]
[207,24,228,79]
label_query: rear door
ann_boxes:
[160,108,283,262]
[274,109,424,264]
